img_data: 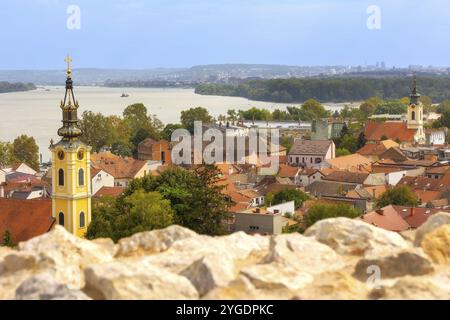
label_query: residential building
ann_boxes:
[326,154,371,172]
[234,207,283,235]
[359,205,450,232]
[356,140,399,161]
[91,167,115,195]
[426,129,446,145]
[311,119,346,140]
[288,139,335,168]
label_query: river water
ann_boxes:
[0,86,353,161]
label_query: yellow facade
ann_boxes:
[51,145,92,237]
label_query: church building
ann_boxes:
[49,56,92,237]
[364,78,426,145]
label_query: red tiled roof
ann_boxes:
[0,199,53,244]
[95,186,125,197]
[278,164,299,178]
[91,152,147,179]
[364,121,417,142]
[323,171,369,184]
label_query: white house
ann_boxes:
[296,168,324,187]
[91,167,115,195]
[288,140,335,168]
[426,129,446,146]
[267,201,295,216]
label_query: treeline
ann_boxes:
[104,80,197,88]
[0,82,36,94]
[195,77,450,103]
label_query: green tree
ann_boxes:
[2,230,14,247]
[0,141,16,167]
[227,109,238,123]
[12,135,39,170]
[271,189,310,209]
[301,99,328,119]
[304,203,361,228]
[79,111,111,152]
[123,103,163,149]
[374,100,407,115]
[114,190,174,240]
[161,123,185,141]
[339,134,358,153]
[336,148,351,157]
[375,185,420,208]
[120,165,229,236]
[180,107,213,133]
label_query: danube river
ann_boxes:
[0,86,354,161]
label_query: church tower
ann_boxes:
[407,77,426,143]
[50,55,91,237]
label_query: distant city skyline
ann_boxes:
[1,0,450,69]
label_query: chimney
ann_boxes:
[376,209,384,215]
[255,208,261,214]
[372,188,376,198]
[411,207,415,216]
[0,185,4,198]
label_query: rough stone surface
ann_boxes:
[353,249,434,280]
[304,217,409,257]
[116,225,197,257]
[421,225,450,264]
[15,272,91,300]
[414,212,450,246]
[84,259,199,299]
[1,219,450,300]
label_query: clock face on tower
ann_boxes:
[57,150,65,160]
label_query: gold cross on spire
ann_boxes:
[65,54,72,78]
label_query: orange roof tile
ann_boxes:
[364,121,417,142]
[0,199,53,243]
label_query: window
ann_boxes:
[411,111,416,121]
[78,168,84,186]
[58,169,64,186]
[58,212,64,226]
[79,212,85,228]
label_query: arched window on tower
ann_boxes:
[58,212,64,226]
[58,169,64,186]
[78,168,84,186]
[411,111,416,121]
[79,211,85,228]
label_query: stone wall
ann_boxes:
[1,213,450,300]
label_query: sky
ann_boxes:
[1,0,450,69]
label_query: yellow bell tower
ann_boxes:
[407,77,426,144]
[50,55,92,237]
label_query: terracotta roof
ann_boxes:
[90,166,102,177]
[299,168,322,177]
[414,190,442,203]
[425,165,450,175]
[364,121,417,142]
[91,152,147,179]
[326,154,372,171]
[360,205,450,231]
[398,175,448,192]
[289,140,333,156]
[95,186,125,197]
[0,199,53,244]
[360,206,411,232]
[278,164,299,178]
[357,140,399,157]
[323,171,369,184]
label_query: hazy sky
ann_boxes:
[1,0,449,69]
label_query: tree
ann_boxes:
[12,135,39,170]
[336,148,351,157]
[161,123,185,141]
[120,165,229,236]
[180,107,213,133]
[270,189,310,209]
[304,203,361,228]
[227,109,238,123]
[123,103,163,149]
[374,100,407,115]
[375,185,420,208]
[2,230,14,247]
[0,141,16,167]
[339,134,358,153]
[87,192,174,242]
[114,190,174,240]
[301,99,328,119]
[79,111,111,152]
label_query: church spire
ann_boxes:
[57,54,83,141]
[410,75,421,105]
